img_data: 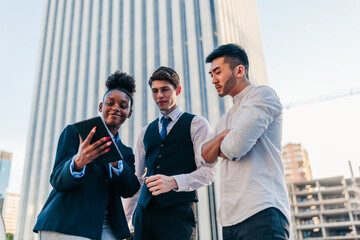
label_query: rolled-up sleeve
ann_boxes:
[198,139,218,168]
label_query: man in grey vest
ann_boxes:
[125,66,216,240]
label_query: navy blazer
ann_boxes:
[33,125,140,239]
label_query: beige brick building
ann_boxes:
[2,192,20,234]
[283,143,312,182]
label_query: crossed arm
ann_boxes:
[201,86,283,165]
[201,129,230,164]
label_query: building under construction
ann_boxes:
[288,175,360,239]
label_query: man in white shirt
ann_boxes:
[125,66,216,240]
[201,44,290,240]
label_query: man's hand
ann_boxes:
[145,174,178,196]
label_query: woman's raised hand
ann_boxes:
[73,127,112,171]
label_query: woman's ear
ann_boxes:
[99,102,103,113]
[127,108,133,118]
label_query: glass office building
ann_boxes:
[16,0,268,239]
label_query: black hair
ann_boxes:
[148,66,180,89]
[103,71,136,107]
[205,43,249,78]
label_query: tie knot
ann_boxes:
[161,116,171,127]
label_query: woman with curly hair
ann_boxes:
[33,71,140,240]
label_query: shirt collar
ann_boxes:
[159,105,182,121]
[110,131,120,145]
[233,84,254,103]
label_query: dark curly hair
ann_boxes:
[103,71,136,107]
[148,66,180,89]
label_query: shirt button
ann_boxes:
[158,154,162,158]
[156,166,160,169]
[160,144,164,147]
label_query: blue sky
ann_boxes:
[258,0,360,179]
[1,0,360,194]
[0,0,44,193]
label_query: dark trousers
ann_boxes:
[222,207,289,240]
[133,199,196,240]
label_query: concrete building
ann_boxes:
[16,0,268,239]
[288,176,360,239]
[2,192,20,235]
[283,143,312,182]
[0,151,12,212]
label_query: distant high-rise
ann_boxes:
[2,192,20,235]
[0,151,12,212]
[282,143,312,182]
[16,0,268,239]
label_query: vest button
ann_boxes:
[158,154,162,158]
[160,144,164,147]
[156,165,160,169]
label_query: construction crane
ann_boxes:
[284,88,360,109]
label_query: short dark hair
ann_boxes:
[148,66,180,89]
[205,43,249,78]
[104,71,136,107]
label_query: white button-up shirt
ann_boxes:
[124,106,216,221]
[201,84,290,227]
